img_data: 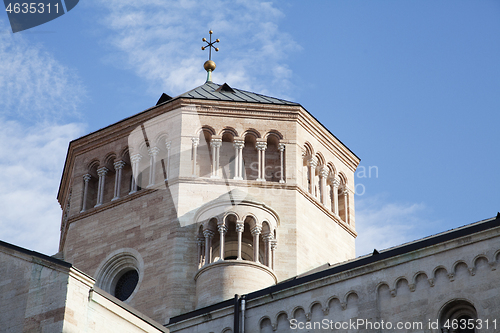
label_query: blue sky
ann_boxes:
[0,1,498,257]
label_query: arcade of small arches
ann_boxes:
[191,126,286,183]
[302,142,350,224]
[80,148,137,213]
[78,126,288,213]
[196,213,277,270]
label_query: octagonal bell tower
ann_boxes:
[57,55,360,323]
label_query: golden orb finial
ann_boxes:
[204,60,216,72]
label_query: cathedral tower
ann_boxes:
[57,58,359,323]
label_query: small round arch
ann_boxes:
[393,276,410,290]
[243,128,261,139]
[411,271,429,285]
[315,152,326,166]
[291,306,306,319]
[198,125,216,136]
[452,260,469,274]
[338,172,348,186]
[219,126,238,137]
[327,162,337,177]
[308,301,323,314]
[265,129,283,140]
[432,265,449,278]
[303,142,314,157]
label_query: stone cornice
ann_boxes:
[296,108,360,172]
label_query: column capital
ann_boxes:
[332,179,341,188]
[165,140,171,149]
[217,224,227,234]
[320,168,329,178]
[256,141,267,150]
[83,173,92,182]
[251,225,262,236]
[263,232,274,242]
[278,142,286,152]
[131,154,142,163]
[148,146,160,156]
[233,140,245,149]
[343,188,350,196]
[196,237,205,245]
[210,138,222,148]
[203,230,215,238]
[271,239,278,250]
[236,222,244,233]
[191,137,200,146]
[97,167,108,176]
[308,157,318,168]
[113,160,126,170]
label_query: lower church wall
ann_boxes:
[167,223,500,333]
[0,242,168,333]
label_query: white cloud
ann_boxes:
[355,194,437,256]
[0,20,86,255]
[0,20,85,122]
[95,0,299,97]
[0,120,85,255]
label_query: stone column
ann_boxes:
[236,222,244,260]
[218,224,227,261]
[256,141,267,181]
[129,154,142,194]
[81,174,91,212]
[191,138,199,177]
[203,230,214,265]
[165,141,171,181]
[270,239,277,270]
[308,158,318,196]
[148,147,160,187]
[332,179,340,216]
[251,226,262,263]
[112,161,125,201]
[197,237,205,268]
[233,140,244,180]
[263,233,273,267]
[95,167,108,207]
[320,168,329,205]
[278,143,286,184]
[343,188,349,224]
[210,138,222,178]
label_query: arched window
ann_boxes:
[243,134,258,180]
[220,132,235,180]
[119,152,132,198]
[86,163,99,208]
[196,129,212,177]
[439,299,477,333]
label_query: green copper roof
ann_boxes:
[177,82,299,106]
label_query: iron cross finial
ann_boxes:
[201,30,220,82]
[201,30,220,61]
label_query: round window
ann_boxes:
[95,249,143,303]
[114,269,139,301]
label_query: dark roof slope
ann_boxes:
[0,239,72,268]
[168,82,299,106]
